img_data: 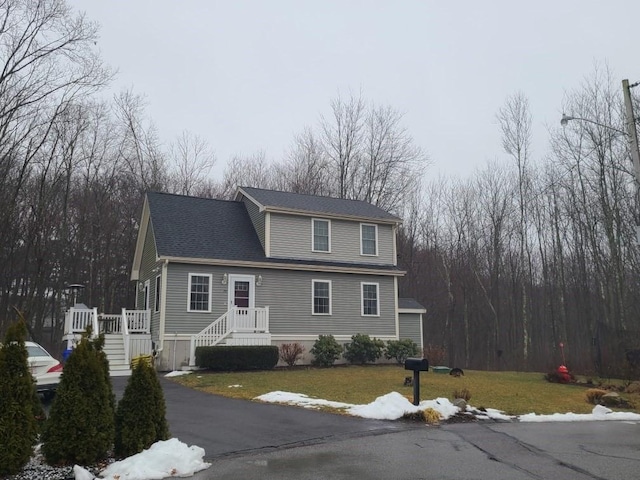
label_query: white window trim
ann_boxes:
[311,218,331,253]
[154,274,161,313]
[187,273,212,313]
[143,280,150,311]
[312,279,332,315]
[361,282,380,317]
[360,223,379,256]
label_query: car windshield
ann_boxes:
[27,345,50,357]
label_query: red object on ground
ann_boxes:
[557,365,571,383]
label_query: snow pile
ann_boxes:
[257,390,640,424]
[519,404,640,423]
[257,391,352,410]
[75,438,210,480]
[256,391,462,420]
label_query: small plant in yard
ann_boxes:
[402,407,442,424]
[42,329,115,465]
[115,360,170,458]
[453,388,471,402]
[0,317,40,476]
[384,339,419,364]
[344,334,385,365]
[585,388,609,405]
[423,344,446,366]
[310,335,343,367]
[279,343,305,367]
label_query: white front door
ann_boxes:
[228,274,255,329]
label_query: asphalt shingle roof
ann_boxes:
[148,192,267,262]
[146,191,404,273]
[398,298,426,311]
[238,186,402,222]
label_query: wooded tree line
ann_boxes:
[1,1,638,375]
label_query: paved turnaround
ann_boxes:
[113,377,640,479]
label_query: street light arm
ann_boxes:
[560,113,628,136]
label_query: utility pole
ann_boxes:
[622,79,640,244]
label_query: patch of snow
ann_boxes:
[98,438,210,480]
[256,390,640,424]
[73,465,95,480]
[228,384,243,388]
[164,370,192,377]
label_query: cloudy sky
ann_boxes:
[68,1,640,180]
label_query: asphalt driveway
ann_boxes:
[112,375,412,460]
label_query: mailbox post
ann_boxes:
[404,358,429,406]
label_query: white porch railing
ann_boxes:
[65,307,150,350]
[189,306,270,366]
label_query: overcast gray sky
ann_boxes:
[69,1,640,180]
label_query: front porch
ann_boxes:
[63,307,153,375]
[189,306,271,366]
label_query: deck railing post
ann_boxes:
[189,336,196,367]
[92,308,99,338]
[122,308,130,366]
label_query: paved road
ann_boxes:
[113,376,640,479]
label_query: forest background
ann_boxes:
[2,0,639,376]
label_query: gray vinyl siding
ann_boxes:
[269,213,395,265]
[162,263,397,337]
[399,312,422,350]
[240,196,266,250]
[139,221,161,341]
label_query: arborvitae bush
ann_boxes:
[0,319,39,476]
[310,335,343,367]
[384,339,419,364]
[115,361,170,458]
[344,334,384,364]
[41,330,115,465]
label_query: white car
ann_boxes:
[26,341,63,397]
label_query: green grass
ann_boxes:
[171,365,640,416]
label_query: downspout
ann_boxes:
[157,259,169,356]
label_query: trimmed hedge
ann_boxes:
[195,346,279,371]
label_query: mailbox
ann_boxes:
[404,358,429,406]
[404,358,429,372]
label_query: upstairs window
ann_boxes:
[361,224,378,256]
[361,282,379,316]
[154,275,161,313]
[188,273,212,312]
[312,218,331,252]
[312,280,332,315]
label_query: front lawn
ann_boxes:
[170,365,640,416]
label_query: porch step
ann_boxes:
[103,335,129,376]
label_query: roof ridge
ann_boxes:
[239,186,377,205]
[147,191,237,204]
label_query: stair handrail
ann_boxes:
[189,309,233,366]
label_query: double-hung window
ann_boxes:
[312,280,332,315]
[312,218,330,252]
[361,282,379,316]
[361,223,378,256]
[188,273,212,312]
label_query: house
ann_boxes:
[131,186,423,370]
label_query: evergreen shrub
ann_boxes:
[384,339,419,364]
[41,330,115,465]
[310,335,343,367]
[196,345,279,371]
[115,361,169,458]
[0,319,39,476]
[344,334,384,364]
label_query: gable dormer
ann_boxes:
[235,187,401,266]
